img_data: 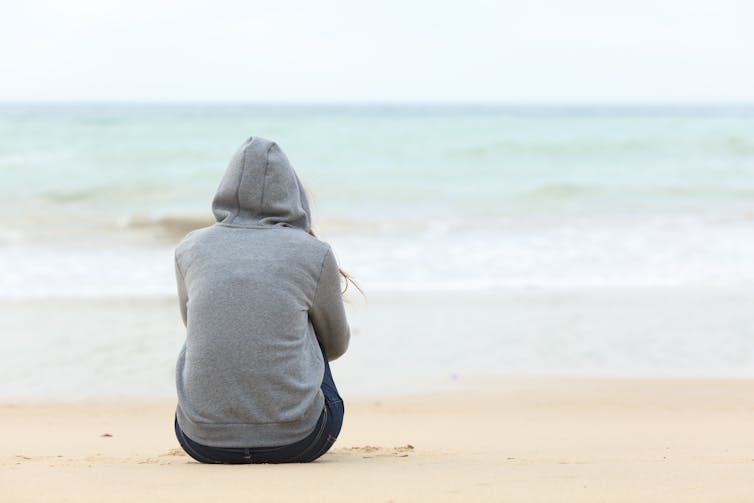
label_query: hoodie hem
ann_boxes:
[175,392,325,448]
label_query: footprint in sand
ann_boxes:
[160,448,187,457]
[136,448,187,464]
[333,444,415,458]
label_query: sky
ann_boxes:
[1,0,753,103]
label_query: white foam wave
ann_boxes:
[1,215,753,299]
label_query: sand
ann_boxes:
[2,378,753,502]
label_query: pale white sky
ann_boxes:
[1,0,753,103]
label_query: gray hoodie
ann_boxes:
[174,136,350,448]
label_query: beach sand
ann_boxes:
[2,378,753,502]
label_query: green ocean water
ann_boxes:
[1,103,753,295]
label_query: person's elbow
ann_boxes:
[326,326,350,362]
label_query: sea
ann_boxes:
[1,103,754,399]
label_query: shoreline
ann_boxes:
[3,377,754,502]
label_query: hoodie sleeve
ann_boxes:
[175,255,188,327]
[309,247,350,361]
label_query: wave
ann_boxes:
[118,213,386,241]
[120,213,214,240]
[509,183,754,206]
[41,182,172,204]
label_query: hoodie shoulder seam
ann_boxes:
[174,251,187,280]
[311,244,333,308]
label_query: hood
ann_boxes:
[212,136,311,231]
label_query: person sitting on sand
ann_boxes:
[172,136,354,463]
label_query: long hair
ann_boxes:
[307,228,364,298]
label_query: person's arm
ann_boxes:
[175,255,188,327]
[309,246,350,361]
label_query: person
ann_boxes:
[172,136,354,464]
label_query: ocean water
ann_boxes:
[2,104,754,398]
[2,103,754,297]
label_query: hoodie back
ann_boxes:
[174,136,350,448]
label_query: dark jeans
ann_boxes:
[174,349,344,464]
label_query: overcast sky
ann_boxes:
[1,0,753,103]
